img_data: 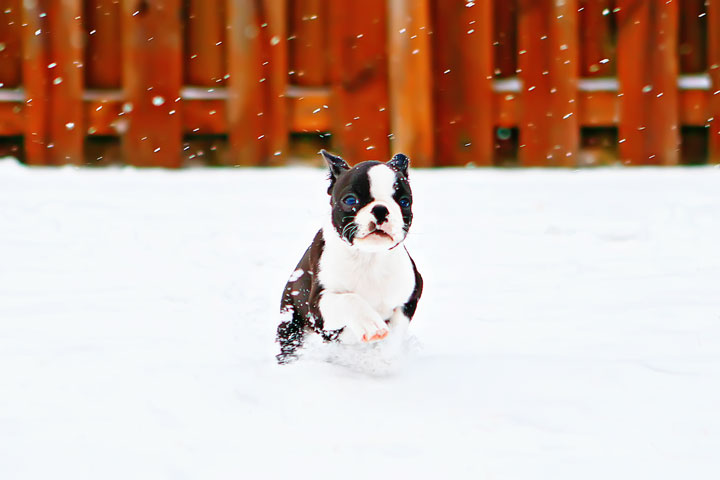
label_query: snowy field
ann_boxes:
[1,157,719,479]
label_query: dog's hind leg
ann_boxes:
[276,308,306,364]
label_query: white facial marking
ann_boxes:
[368,164,397,200]
[352,165,405,250]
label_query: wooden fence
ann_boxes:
[0,0,718,167]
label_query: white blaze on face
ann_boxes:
[354,164,405,250]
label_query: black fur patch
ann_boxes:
[329,161,379,243]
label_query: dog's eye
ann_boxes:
[398,197,411,208]
[343,194,359,206]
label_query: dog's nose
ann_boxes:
[371,205,389,224]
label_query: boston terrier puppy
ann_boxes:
[276,150,423,364]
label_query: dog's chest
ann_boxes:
[317,235,415,320]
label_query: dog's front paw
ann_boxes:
[342,314,389,344]
[362,329,389,342]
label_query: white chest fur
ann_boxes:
[318,224,415,321]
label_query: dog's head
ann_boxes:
[321,149,413,252]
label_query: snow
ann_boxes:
[1,157,719,479]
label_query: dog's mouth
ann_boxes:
[368,229,392,239]
[361,223,394,241]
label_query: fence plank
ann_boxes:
[47,0,84,165]
[710,0,720,164]
[550,0,579,165]
[328,0,390,163]
[0,103,23,135]
[579,0,615,77]
[0,0,22,88]
[290,0,328,86]
[85,0,122,88]
[518,0,579,166]
[432,0,493,166]
[20,0,50,165]
[226,0,264,165]
[617,0,679,165]
[493,1,517,77]
[121,0,183,167]
[185,0,226,86]
[262,0,289,164]
[679,0,706,74]
[387,0,433,166]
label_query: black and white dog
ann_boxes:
[276,150,423,364]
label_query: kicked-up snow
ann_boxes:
[1,158,719,479]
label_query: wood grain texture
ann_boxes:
[387,0,434,167]
[47,0,84,165]
[617,0,679,165]
[185,0,227,87]
[0,0,22,88]
[328,0,390,164]
[21,0,50,165]
[121,0,183,167]
[85,0,122,88]
[290,0,328,86]
[518,0,579,166]
[262,0,289,165]
[432,0,493,166]
[709,0,720,164]
[579,0,616,77]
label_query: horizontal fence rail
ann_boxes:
[0,0,718,167]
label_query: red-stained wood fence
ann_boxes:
[0,0,718,167]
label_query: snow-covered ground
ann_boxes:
[1,157,719,479]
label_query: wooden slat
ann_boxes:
[226,0,264,165]
[679,0,707,74]
[0,0,22,88]
[578,91,620,126]
[709,0,720,164]
[497,88,708,129]
[47,0,84,165]
[121,0,183,167]
[549,0,579,165]
[327,0,390,163]
[679,90,707,126]
[288,86,331,132]
[517,1,552,166]
[579,0,616,77]
[185,0,226,86]
[616,0,650,164]
[650,2,681,165]
[290,0,328,86]
[86,99,123,136]
[68,87,714,139]
[518,0,579,166]
[262,0,289,164]
[84,0,122,88]
[617,0,680,165]
[20,0,50,165]
[493,1,517,77]
[387,0,433,167]
[182,100,227,135]
[432,0,493,166]
[0,102,23,135]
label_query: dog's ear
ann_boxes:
[320,149,349,194]
[387,153,410,178]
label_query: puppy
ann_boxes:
[276,150,423,364]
